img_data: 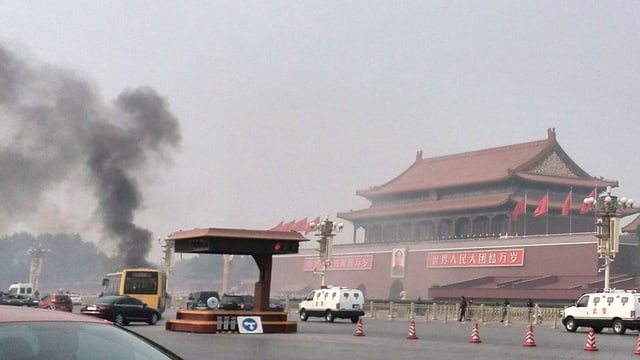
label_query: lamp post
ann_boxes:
[160,238,175,295]
[584,186,633,290]
[27,245,50,293]
[309,216,343,288]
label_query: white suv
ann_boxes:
[298,286,365,323]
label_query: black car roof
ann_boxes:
[95,295,132,304]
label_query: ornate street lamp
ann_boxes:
[309,216,343,288]
[158,237,175,295]
[584,186,633,289]
[27,245,50,294]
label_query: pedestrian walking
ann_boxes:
[500,298,510,322]
[527,298,534,323]
[458,296,467,322]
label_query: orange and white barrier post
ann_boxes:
[633,332,640,355]
[469,322,482,343]
[522,324,536,347]
[354,317,365,336]
[406,319,418,340]
[584,328,598,351]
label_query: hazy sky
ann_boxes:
[1,1,639,261]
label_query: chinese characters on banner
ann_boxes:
[303,255,373,271]
[427,249,524,268]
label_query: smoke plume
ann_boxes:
[0,44,182,268]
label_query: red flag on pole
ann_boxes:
[269,220,284,231]
[562,191,572,217]
[293,217,309,233]
[512,197,526,222]
[306,216,320,234]
[282,219,296,231]
[580,188,597,214]
[533,194,549,217]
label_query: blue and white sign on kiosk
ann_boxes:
[238,316,263,334]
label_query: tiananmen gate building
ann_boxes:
[270,129,639,302]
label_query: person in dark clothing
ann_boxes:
[501,298,510,322]
[527,298,534,323]
[458,296,467,321]
[415,297,425,316]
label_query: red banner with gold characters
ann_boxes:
[427,249,524,268]
[303,255,374,271]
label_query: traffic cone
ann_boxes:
[406,319,418,340]
[353,318,365,336]
[633,332,640,355]
[522,324,536,347]
[469,322,482,343]
[584,328,598,351]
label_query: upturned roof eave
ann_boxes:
[512,137,592,179]
[355,174,514,199]
[512,172,618,189]
[338,193,514,222]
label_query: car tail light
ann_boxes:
[98,305,111,311]
[240,303,245,309]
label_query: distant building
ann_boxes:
[271,129,640,301]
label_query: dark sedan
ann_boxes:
[80,295,161,326]
[0,293,39,307]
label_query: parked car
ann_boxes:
[186,291,220,310]
[38,293,73,312]
[217,294,254,310]
[268,298,284,311]
[68,293,83,305]
[0,305,183,359]
[80,295,161,326]
[0,293,39,307]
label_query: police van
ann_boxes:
[298,286,365,323]
[561,289,640,334]
[8,282,34,296]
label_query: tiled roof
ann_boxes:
[623,215,640,233]
[357,139,549,197]
[355,129,601,198]
[338,193,513,221]
[514,173,616,188]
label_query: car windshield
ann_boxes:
[197,292,218,301]
[221,296,240,302]
[0,322,181,360]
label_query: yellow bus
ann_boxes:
[101,268,168,313]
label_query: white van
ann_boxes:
[561,289,640,334]
[298,286,365,323]
[8,283,34,296]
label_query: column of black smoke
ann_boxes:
[0,44,181,269]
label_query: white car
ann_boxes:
[68,293,82,305]
[298,286,365,323]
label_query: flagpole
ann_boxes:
[524,192,527,237]
[593,187,598,232]
[569,188,572,234]
[545,191,549,235]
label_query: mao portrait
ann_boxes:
[390,248,406,278]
